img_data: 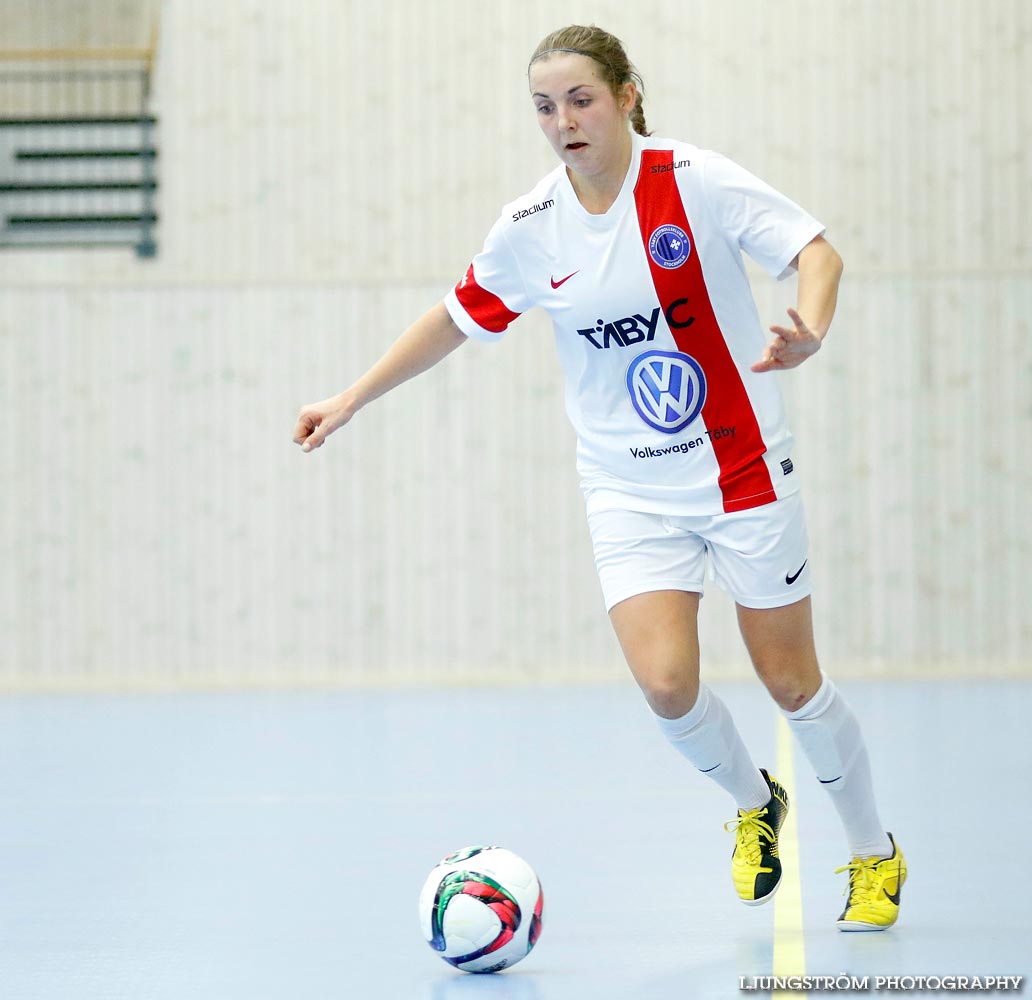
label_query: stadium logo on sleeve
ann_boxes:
[648,224,691,269]
[626,350,706,433]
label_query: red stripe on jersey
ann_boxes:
[633,150,776,513]
[454,263,521,334]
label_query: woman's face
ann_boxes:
[529,53,634,180]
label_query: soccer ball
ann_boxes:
[418,846,544,974]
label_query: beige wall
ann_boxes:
[1,0,1029,689]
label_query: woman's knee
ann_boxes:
[638,667,700,719]
[754,664,820,712]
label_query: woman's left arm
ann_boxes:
[751,235,843,373]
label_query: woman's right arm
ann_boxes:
[292,301,468,453]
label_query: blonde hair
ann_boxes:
[529,25,650,136]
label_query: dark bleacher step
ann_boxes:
[6,212,158,228]
[1,239,144,248]
[16,148,158,160]
[0,115,158,127]
[0,181,158,193]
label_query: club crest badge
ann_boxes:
[648,224,691,269]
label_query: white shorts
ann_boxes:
[587,493,812,612]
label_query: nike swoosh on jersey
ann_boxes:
[550,271,579,289]
[786,560,808,585]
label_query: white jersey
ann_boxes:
[444,131,824,516]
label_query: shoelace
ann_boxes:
[834,858,878,901]
[724,808,775,866]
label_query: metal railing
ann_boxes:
[0,43,159,256]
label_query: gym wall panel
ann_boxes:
[1,0,1029,688]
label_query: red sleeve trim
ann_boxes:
[453,264,521,334]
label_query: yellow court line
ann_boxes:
[772,713,807,999]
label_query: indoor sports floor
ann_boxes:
[1,679,1028,999]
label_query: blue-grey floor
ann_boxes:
[1,680,1029,1000]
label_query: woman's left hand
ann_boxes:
[751,307,822,372]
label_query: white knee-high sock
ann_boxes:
[654,684,770,811]
[784,674,893,859]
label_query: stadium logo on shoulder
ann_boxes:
[512,199,554,223]
[626,350,706,433]
[648,224,691,269]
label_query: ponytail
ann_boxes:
[630,90,649,137]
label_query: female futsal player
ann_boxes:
[293,25,906,931]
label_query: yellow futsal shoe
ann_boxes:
[724,769,790,905]
[835,833,907,931]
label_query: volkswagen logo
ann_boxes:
[626,350,706,433]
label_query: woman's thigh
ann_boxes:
[736,596,821,711]
[609,589,702,719]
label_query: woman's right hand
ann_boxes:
[292,393,354,453]
[292,302,467,455]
